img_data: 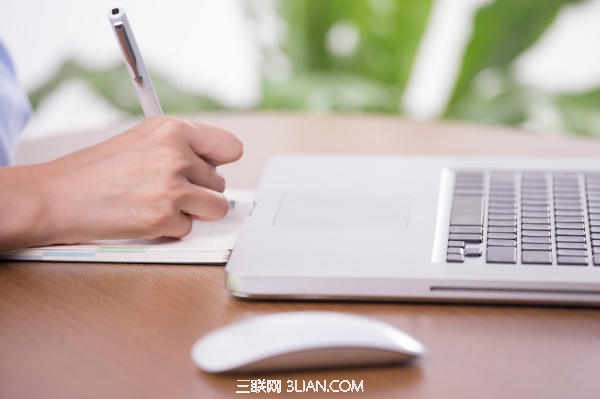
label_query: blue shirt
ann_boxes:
[0,42,31,166]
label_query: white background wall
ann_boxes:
[2,0,600,138]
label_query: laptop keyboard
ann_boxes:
[446,171,600,266]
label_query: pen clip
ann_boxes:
[113,22,143,86]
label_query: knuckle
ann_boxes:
[162,116,190,132]
[143,208,174,234]
[159,177,187,203]
[155,117,190,141]
[163,147,190,172]
[143,181,187,232]
[149,145,190,175]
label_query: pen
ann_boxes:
[108,7,163,117]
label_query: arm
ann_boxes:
[0,116,243,251]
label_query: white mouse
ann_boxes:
[190,311,426,374]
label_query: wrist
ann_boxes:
[0,163,56,250]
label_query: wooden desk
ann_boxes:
[5,113,600,398]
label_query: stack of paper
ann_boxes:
[1,190,253,264]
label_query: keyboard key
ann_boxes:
[450,225,482,234]
[522,236,551,244]
[555,199,582,205]
[522,194,547,201]
[557,249,587,257]
[522,217,549,224]
[488,214,516,221]
[488,232,516,240]
[591,226,600,233]
[554,194,581,199]
[447,247,465,255]
[589,219,600,227]
[555,210,583,217]
[522,211,550,218]
[521,188,548,195]
[522,243,551,251]
[488,208,516,215]
[554,204,583,211]
[555,223,585,230]
[487,246,516,264]
[490,192,517,201]
[554,188,580,193]
[488,203,516,210]
[522,230,550,237]
[557,256,588,266]
[522,250,552,265]
[521,206,549,212]
[464,247,482,257]
[487,239,516,247]
[555,216,584,223]
[556,242,586,250]
[556,235,585,243]
[556,229,585,236]
[488,226,516,233]
[448,233,483,243]
[489,197,516,204]
[521,200,549,206]
[488,220,517,227]
[447,240,465,248]
[447,253,465,263]
[594,254,600,266]
[450,196,484,226]
[521,193,548,199]
[521,223,550,231]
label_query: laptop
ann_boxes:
[226,155,600,305]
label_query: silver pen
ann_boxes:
[108,7,163,117]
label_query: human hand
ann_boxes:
[0,116,243,249]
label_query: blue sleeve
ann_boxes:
[0,41,31,166]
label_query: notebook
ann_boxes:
[2,190,253,264]
[226,155,600,305]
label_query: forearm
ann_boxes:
[0,117,242,251]
[0,163,59,251]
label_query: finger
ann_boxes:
[186,122,243,166]
[161,211,194,239]
[179,184,230,221]
[182,149,226,193]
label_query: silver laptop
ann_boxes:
[226,155,600,305]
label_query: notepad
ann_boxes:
[1,190,253,264]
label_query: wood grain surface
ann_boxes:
[5,113,600,398]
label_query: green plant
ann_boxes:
[29,0,600,136]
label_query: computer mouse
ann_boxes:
[190,311,426,374]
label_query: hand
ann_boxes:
[0,116,243,250]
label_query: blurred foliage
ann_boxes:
[28,0,600,136]
[262,0,432,112]
[444,0,598,136]
[447,0,582,112]
[28,60,224,115]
